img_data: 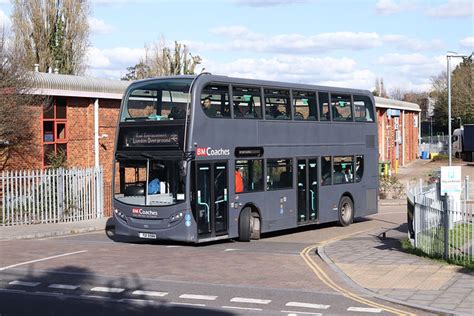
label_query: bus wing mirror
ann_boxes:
[224,188,227,202]
[197,190,201,203]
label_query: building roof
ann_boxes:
[374,96,421,112]
[28,72,130,100]
[26,72,422,112]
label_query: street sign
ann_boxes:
[440,166,462,196]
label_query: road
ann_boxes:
[0,205,429,316]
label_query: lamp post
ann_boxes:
[447,51,473,166]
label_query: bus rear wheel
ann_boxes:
[239,207,252,242]
[338,196,354,227]
[239,207,261,241]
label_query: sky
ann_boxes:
[0,0,473,94]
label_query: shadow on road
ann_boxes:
[0,265,234,316]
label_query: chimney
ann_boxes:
[34,64,39,72]
[48,67,52,73]
[54,68,59,74]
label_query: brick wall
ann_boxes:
[377,108,419,171]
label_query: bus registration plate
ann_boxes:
[139,232,157,239]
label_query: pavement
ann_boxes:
[320,226,474,316]
[0,218,109,240]
[1,159,473,315]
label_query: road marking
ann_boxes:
[81,294,108,300]
[230,297,272,304]
[49,284,80,290]
[300,244,415,316]
[0,250,87,271]
[348,307,383,313]
[90,286,125,293]
[132,290,168,297]
[224,248,241,252]
[282,311,322,316]
[119,298,155,305]
[285,302,330,310]
[166,245,181,248]
[179,294,218,301]
[222,306,263,311]
[170,302,206,307]
[9,281,40,287]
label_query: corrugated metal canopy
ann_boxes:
[28,72,131,99]
[374,96,421,112]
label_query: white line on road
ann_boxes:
[166,245,181,248]
[132,290,168,297]
[285,302,330,310]
[347,307,383,313]
[0,250,87,271]
[48,284,80,290]
[179,294,218,301]
[170,302,206,307]
[224,248,241,252]
[119,298,156,305]
[222,306,263,311]
[90,287,125,293]
[282,311,322,315]
[230,297,272,305]
[9,281,40,287]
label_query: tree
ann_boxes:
[11,0,89,75]
[372,77,387,97]
[431,58,473,130]
[0,27,38,171]
[389,87,405,101]
[122,40,202,80]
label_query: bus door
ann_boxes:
[297,158,318,224]
[195,162,229,237]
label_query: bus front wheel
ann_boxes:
[338,196,354,227]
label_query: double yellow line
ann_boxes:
[300,244,416,316]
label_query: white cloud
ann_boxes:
[459,37,474,49]
[200,55,376,89]
[375,0,403,15]
[374,53,446,91]
[88,17,115,35]
[86,46,144,71]
[190,28,383,54]
[382,34,444,51]
[426,0,473,18]
[232,0,310,7]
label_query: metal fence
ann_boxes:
[407,178,473,262]
[0,167,104,226]
[419,135,449,156]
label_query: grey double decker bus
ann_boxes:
[113,74,378,243]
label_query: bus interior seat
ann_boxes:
[124,184,145,196]
[279,171,291,188]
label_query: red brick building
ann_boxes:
[9,72,130,188]
[7,73,420,181]
[374,96,421,173]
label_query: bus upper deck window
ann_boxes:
[331,94,353,122]
[232,87,262,119]
[318,92,329,121]
[201,84,230,118]
[354,95,374,122]
[264,89,291,120]
[293,90,317,121]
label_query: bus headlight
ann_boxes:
[169,211,184,223]
[114,209,126,220]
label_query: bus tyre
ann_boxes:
[338,196,354,227]
[239,207,252,242]
[250,213,261,240]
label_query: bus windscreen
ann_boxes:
[121,79,192,122]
